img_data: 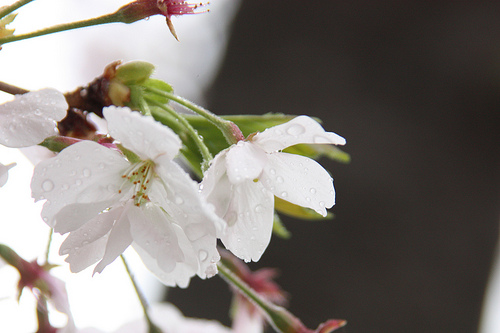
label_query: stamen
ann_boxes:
[118,160,156,206]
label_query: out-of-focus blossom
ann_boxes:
[221,250,287,333]
[118,0,209,40]
[0,89,67,148]
[31,107,222,287]
[80,303,232,333]
[0,244,75,332]
[202,116,346,262]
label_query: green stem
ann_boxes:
[121,255,162,333]
[0,10,127,45]
[146,96,213,171]
[0,0,35,19]
[144,86,244,145]
[43,229,53,264]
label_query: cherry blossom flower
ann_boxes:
[0,89,67,148]
[80,303,233,333]
[201,116,346,262]
[31,106,222,287]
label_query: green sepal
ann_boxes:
[272,213,292,239]
[274,197,333,220]
[117,144,142,163]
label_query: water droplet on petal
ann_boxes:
[286,124,305,136]
[310,188,316,194]
[198,250,208,261]
[254,204,265,213]
[42,180,54,192]
[281,191,288,198]
[319,201,326,208]
[61,249,70,255]
[276,176,284,183]
[75,179,82,186]
[306,197,311,202]
[175,197,184,205]
[269,168,276,175]
[83,168,91,177]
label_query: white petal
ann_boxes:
[130,204,200,287]
[59,210,116,273]
[200,151,232,222]
[154,157,222,277]
[260,152,335,216]
[128,203,191,274]
[103,106,181,161]
[53,200,117,234]
[133,244,194,288]
[0,89,67,147]
[219,181,275,262]
[31,140,129,228]
[225,141,267,184]
[252,115,346,152]
[0,162,15,187]
[94,204,134,274]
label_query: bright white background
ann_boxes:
[0,0,240,331]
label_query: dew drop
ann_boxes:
[319,201,326,208]
[254,204,265,213]
[175,197,184,205]
[75,179,82,186]
[198,250,208,261]
[281,191,288,198]
[83,168,91,177]
[276,176,284,183]
[306,197,311,202]
[310,188,317,194]
[286,124,305,136]
[269,168,276,175]
[62,184,69,190]
[42,180,54,192]
[61,249,70,255]
[98,163,105,169]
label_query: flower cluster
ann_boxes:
[25,101,345,287]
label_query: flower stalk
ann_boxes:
[0,10,129,45]
[0,0,34,19]
[217,260,346,333]
[121,255,162,333]
[144,86,245,145]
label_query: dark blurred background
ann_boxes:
[168,2,500,332]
